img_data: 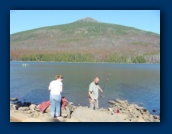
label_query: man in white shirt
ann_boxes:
[88,77,103,110]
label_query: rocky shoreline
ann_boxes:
[10,98,160,122]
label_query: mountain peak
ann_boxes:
[77,17,98,22]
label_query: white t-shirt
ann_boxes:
[49,80,63,95]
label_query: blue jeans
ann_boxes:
[50,94,61,117]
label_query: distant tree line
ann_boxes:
[10,51,159,63]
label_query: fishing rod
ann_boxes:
[100,72,111,98]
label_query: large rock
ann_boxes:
[45,105,51,113]
[10,104,17,110]
[61,108,68,117]
[115,99,128,104]
[10,98,18,101]
[69,105,77,111]
[65,106,71,118]
[18,107,30,111]
[29,104,36,111]
[23,102,31,107]
[107,99,158,122]
[71,107,128,122]
[35,105,40,112]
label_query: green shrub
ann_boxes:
[132,55,146,63]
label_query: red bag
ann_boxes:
[38,100,50,112]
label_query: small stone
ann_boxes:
[108,108,113,112]
[154,119,160,122]
[152,109,156,112]
[128,113,134,118]
[142,109,147,112]
[153,115,159,119]
[108,100,115,104]
[134,104,146,112]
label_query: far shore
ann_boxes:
[10,61,160,64]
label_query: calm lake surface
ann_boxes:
[10,62,160,115]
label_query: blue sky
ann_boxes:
[10,10,160,34]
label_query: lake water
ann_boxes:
[10,62,160,115]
